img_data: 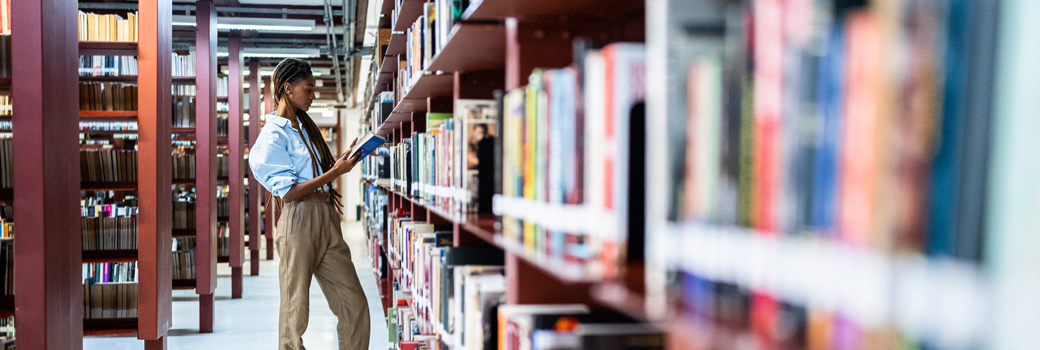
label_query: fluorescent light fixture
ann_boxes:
[172,16,315,32]
[217,48,320,59]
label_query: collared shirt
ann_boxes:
[248,112,325,198]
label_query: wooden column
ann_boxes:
[262,75,275,260]
[227,34,246,298]
[138,0,174,347]
[194,0,218,333]
[11,0,82,347]
[248,58,261,276]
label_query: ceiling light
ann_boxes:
[172,16,315,32]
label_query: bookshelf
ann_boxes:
[358,0,656,348]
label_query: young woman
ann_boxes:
[248,58,370,350]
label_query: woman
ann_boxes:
[248,58,370,350]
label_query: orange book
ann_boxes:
[839,11,882,247]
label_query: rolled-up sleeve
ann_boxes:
[249,129,297,198]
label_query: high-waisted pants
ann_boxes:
[276,192,371,350]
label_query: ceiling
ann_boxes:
[82,0,376,106]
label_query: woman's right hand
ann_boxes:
[331,138,362,176]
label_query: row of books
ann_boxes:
[217,224,230,257]
[395,0,471,90]
[172,152,196,180]
[385,210,506,350]
[80,82,138,111]
[217,188,229,217]
[0,204,9,221]
[78,11,138,42]
[0,317,12,348]
[378,100,498,215]
[172,93,196,128]
[646,0,1040,347]
[0,222,9,240]
[80,149,137,183]
[173,200,196,230]
[217,76,229,97]
[499,43,646,279]
[82,280,138,319]
[172,237,196,280]
[84,262,137,284]
[0,139,9,188]
[172,52,196,77]
[79,55,138,76]
[0,95,8,116]
[81,215,137,251]
[0,240,10,296]
[80,121,138,132]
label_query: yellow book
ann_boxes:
[522,77,538,250]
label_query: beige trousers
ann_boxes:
[276,192,371,350]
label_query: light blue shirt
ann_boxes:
[248,112,325,198]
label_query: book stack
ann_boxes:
[172,237,196,280]
[499,43,645,278]
[171,152,196,180]
[217,152,229,178]
[79,149,138,183]
[172,199,196,230]
[0,240,11,295]
[80,82,138,111]
[172,52,196,77]
[81,203,138,251]
[78,11,138,42]
[0,139,10,188]
[79,55,138,76]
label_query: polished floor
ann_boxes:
[84,221,389,350]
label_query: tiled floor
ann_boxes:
[84,221,388,350]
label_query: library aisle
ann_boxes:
[83,221,388,350]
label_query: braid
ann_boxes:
[270,58,343,214]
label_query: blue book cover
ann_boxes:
[349,132,386,162]
[810,24,845,232]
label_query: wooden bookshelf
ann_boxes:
[227,33,247,299]
[172,279,196,290]
[79,75,137,82]
[83,318,139,336]
[79,41,138,56]
[171,229,195,237]
[82,250,138,263]
[362,0,652,347]
[79,111,139,118]
[81,182,137,191]
[0,78,11,86]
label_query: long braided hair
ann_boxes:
[270,58,342,214]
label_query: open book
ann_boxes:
[349,132,386,162]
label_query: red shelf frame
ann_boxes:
[79,41,138,56]
[82,249,139,263]
[79,111,139,118]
